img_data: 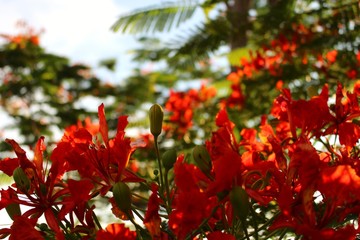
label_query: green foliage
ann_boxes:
[111,1,198,34]
[98,58,117,71]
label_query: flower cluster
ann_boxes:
[0,104,141,239]
[0,21,41,48]
[164,83,216,137]
[0,81,360,239]
[226,22,360,110]
[231,23,360,82]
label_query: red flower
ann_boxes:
[165,84,216,137]
[54,104,144,195]
[325,83,360,147]
[318,165,360,206]
[205,109,243,195]
[96,223,136,240]
[301,225,359,240]
[288,139,321,224]
[271,85,332,138]
[169,155,215,239]
[143,183,161,239]
[0,157,19,176]
[325,49,337,64]
[58,179,94,222]
[226,83,245,109]
[0,137,68,237]
[3,216,45,240]
[207,231,235,240]
[169,189,209,239]
[61,117,99,142]
[347,69,357,79]
[165,89,197,136]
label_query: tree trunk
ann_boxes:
[226,0,251,71]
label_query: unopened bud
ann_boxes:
[113,181,132,214]
[149,104,163,137]
[229,186,250,221]
[5,203,21,220]
[39,183,47,196]
[162,149,177,170]
[192,145,212,177]
[13,167,31,193]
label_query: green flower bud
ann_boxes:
[149,104,164,137]
[38,223,49,231]
[192,145,212,177]
[216,190,229,201]
[229,186,250,222]
[113,181,132,214]
[13,167,31,193]
[162,149,177,171]
[39,183,47,196]
[5,203,21,220]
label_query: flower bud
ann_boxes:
[113,181,132,214]
[229,186,250,222]
[192,145,212,177]
[162,149,177,171]
[13,167,31,193]
[149,104,163,137]
[5,203,21,220]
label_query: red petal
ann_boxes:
[5,139,33,169]
[68,179,93,203]
[96,223,136,240]
[10,216,44,240]
[45,208,60,233]
[117,115,128,134]
[98,103,109,145]
[215,108,233,128]
[338,122,360,147]
[207,231,235,240]
[319,165,360,204]
[0,158,19,176]
[34,136,45,175]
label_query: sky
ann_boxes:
[0,0,167,84]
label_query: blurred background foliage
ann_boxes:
[0,0,359,154]
[112,0,360,149]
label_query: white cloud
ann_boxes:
[0,0,144,82]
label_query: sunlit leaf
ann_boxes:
[111,2,199,34]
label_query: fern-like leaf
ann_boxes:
[111,1,199,34]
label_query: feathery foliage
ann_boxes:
[111,1,199,34]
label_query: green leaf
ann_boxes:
[0,173,13,186]
[227,47,251,66]
[211,80,231,98]
[111,2,198,34]
[99,58,117,71]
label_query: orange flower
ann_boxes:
[325,49,337,64]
